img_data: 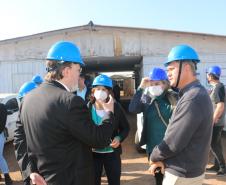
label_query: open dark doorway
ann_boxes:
[82,56,143,110]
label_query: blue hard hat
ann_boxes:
[164,44,200,66]
[32,75,43,84]
[207,65,221,78]
[18,81,37,99]
[92,74,113,88]
[46,41,84,66]
[149,67,168,81]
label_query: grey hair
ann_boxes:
[182,60,197,76]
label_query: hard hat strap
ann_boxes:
[175,61,183,88]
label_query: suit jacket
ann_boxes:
[74,86,91,104]
[14,104,33,180]
[18,81,115,185]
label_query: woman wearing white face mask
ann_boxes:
[88,74,130,185]
[129,67,177,185]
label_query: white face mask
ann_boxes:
[94,90,108,101]
[147,85,164,97]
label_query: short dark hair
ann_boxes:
[208,73,219,80]
[181,60,197,76]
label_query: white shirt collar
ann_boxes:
[55,80,71,92]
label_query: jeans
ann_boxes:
[211,126,225,169]
[0,132,9,174]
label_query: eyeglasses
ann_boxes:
[72,67,82,73]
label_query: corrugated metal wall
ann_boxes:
[0,60,46,93]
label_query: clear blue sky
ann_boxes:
[1,0,226,40]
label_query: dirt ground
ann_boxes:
[1,113,226,185]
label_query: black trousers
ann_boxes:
[24,177,30,185]
[93,152,121,185]
[211,126,225,169]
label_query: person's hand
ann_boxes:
[148,161,165,176]
[110,137,120,148]
[30,173,47,185]
[100,95,114,113]
[139,77,151,89]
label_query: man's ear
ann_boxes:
[183,63,190,73]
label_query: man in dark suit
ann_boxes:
[113,82,121,103]
[18,41,115,185]
[14,81,44,185]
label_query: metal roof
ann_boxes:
[1,22,226,43]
